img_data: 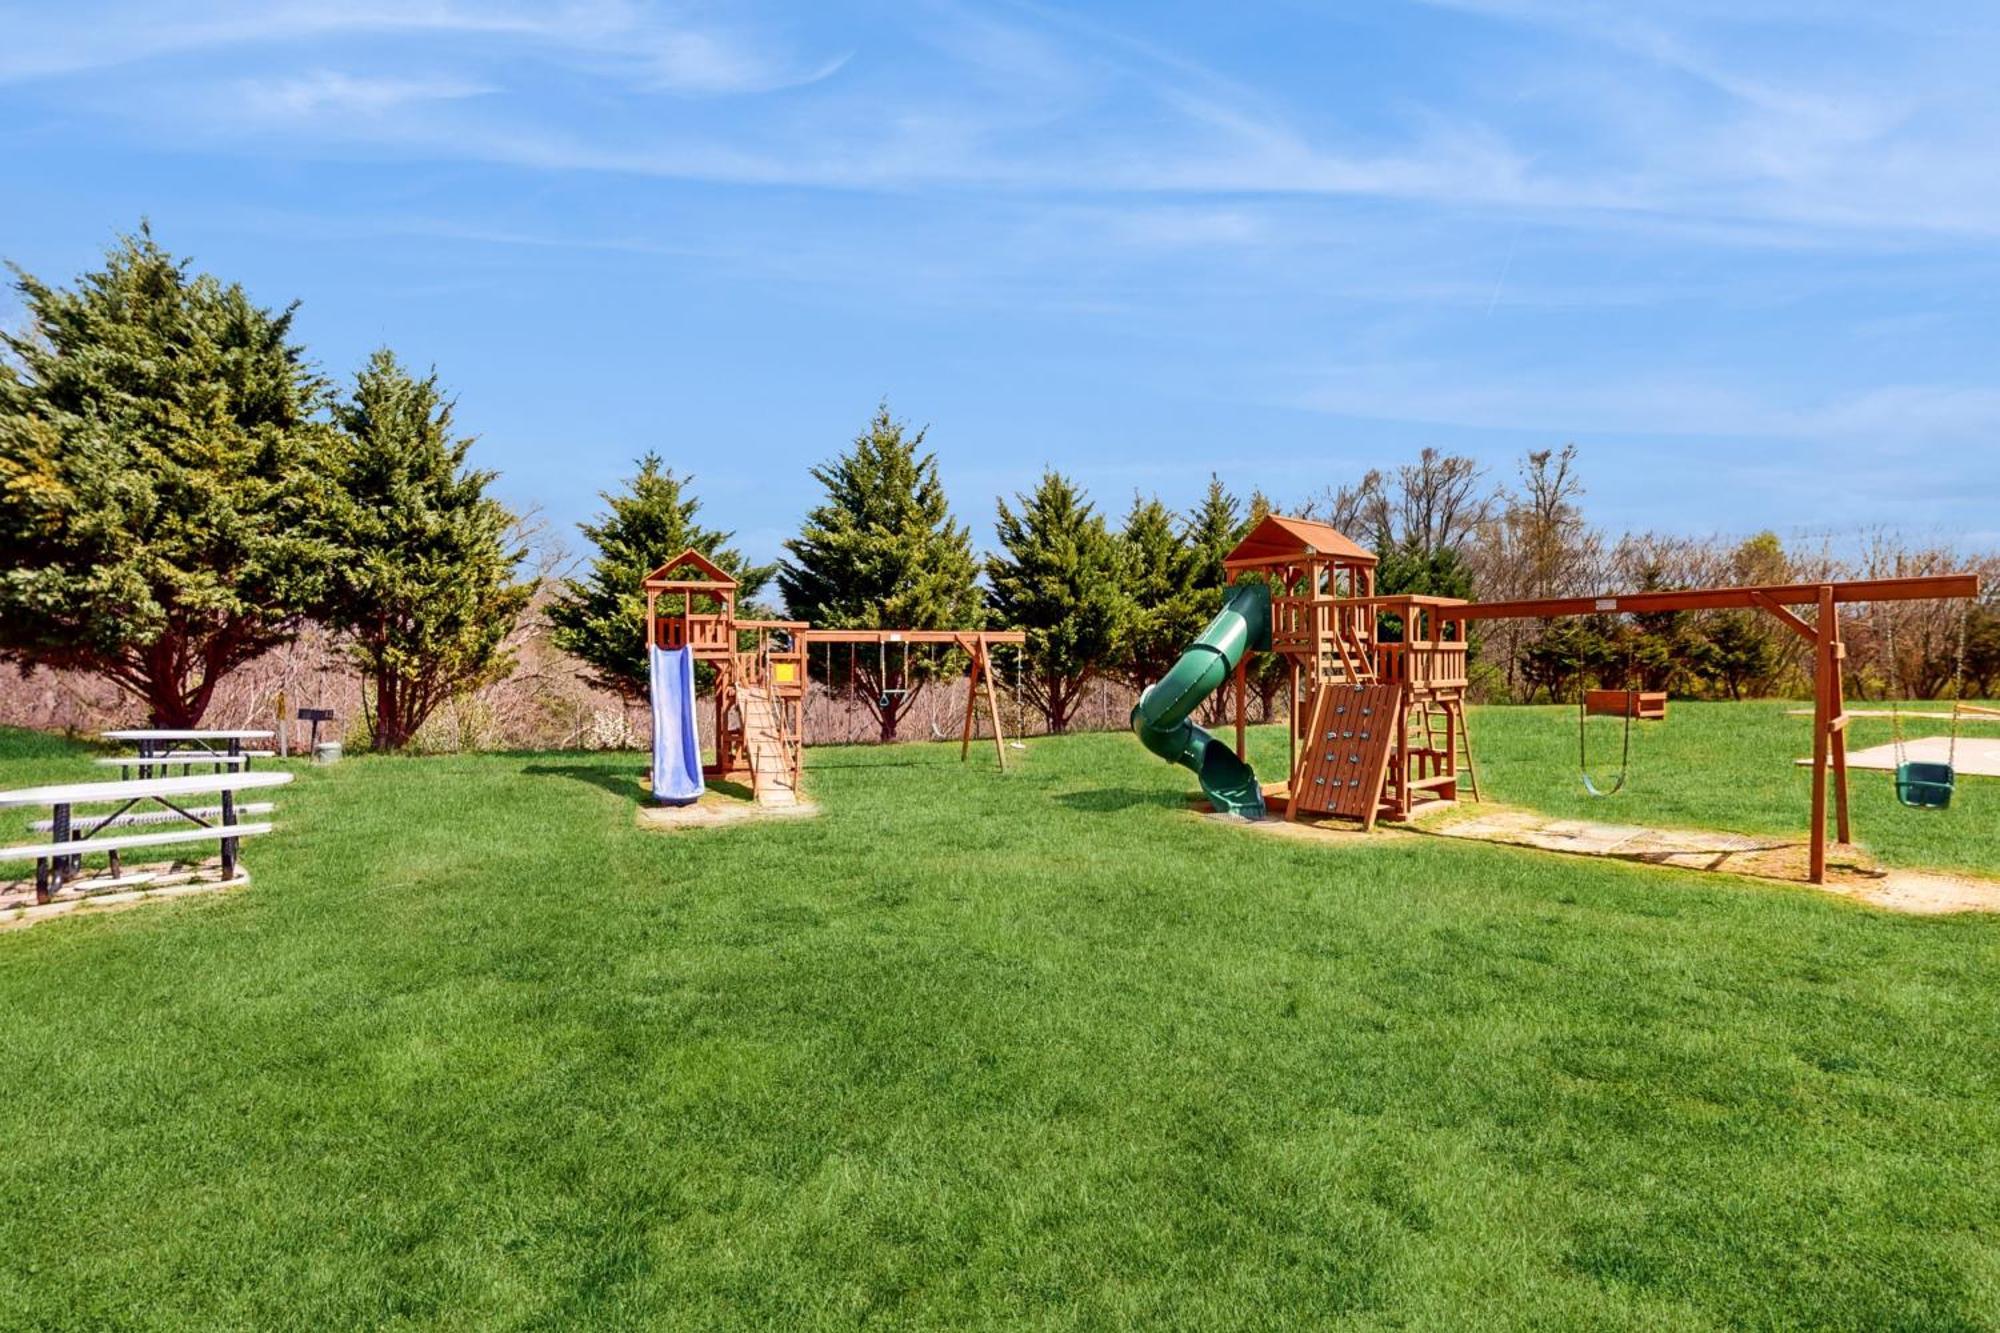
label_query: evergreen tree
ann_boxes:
[779,402,980,741]
[1617,563,1711,694]
[549,456,772,699]
[1702,610,1780,700]
[987,470,1128,732]
[321,350,533,750]
[1376,544,1476,601]
[1175,478,1249,724]
[1179,475,1243,612]
[1112,495,1191,691]
[1240,489,1292,720]
[1709,530,1789,697]
[1963,604,2000,699]
[1521,619,1608,702]
[0,226,336,726]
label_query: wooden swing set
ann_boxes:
[1192,516,1981,884]
[799,628,1028,768]
[641,550,1026,805]
[1454,573,1983,883]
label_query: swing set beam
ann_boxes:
[1452,573,1979,622]
[798,630,1026,647]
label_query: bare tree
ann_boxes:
[1465,445,1601,699]
[1390,448,1491,557]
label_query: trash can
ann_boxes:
[313,741,343,765]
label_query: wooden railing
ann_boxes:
[675,614,735,657]
[1273,596,1379,683]
[1376,641,1469,689]
[1268,594,1475,690]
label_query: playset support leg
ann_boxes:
[960,642,982,763]
[1287,662,1298,788]
[981,637,1007,769]
[1808,584,1850,885]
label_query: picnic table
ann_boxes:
[0,770,292,904]
[100,729,276,776]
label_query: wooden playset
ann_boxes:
[1226,515,1479,829]
[1135,515,1982,885]
[642,550,1025,808]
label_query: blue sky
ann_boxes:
[3,1,1997,564]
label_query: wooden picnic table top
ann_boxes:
[101,729,275,741]
[0,770,293,809]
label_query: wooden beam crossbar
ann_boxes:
[1748,591,1818,644]
[1456,573,1979,622]
[799,629,1027,647]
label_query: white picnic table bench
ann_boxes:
[0,770,292,905]
[100,729,276,775]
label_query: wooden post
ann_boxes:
[1826,596,1851,847]
[1444,696,1458,801]
[960,639,984,762]
[1233,657,1248,761]
[1809,585,1833,885]
[981,636,1007,769]
[1287,662,1299,787]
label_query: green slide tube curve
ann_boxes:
[1130,581,1273,818]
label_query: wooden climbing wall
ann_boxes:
[1291,684,1404,824]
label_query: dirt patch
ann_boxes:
[635,790,820,832]
[1,860,248,931]
[1425,805,2000,915]
[1221,811,1409,848]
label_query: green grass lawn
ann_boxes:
[1,703,1996,1329]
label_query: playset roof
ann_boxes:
[1223,514,1376,569]
[642,548,738,590]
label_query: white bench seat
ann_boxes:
[97,753,248,768]
[0,823,274,866]
[29,803,275,832]
[0,771,292,808]
[101,729,273,741]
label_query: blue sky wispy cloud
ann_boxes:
[2,0,1996,557]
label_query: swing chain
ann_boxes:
[1948,599,1968,769]
[1578,632,1634,797]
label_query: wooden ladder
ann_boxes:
[1397,696,1480,811]
[736,684,800,807]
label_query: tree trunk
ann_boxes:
[374,670,414,751]
[145,683,201,730]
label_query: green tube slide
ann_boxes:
[1130,581,1272,818]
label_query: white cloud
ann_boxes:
[0,1,844,97]
[643,30,849,96]
[8,0,2000,245]
[1290,361,2000,447]
[239,71,493,117]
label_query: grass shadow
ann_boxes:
[806,758,939,771]
[1053,788,1185,814]
[521,762,648,803]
